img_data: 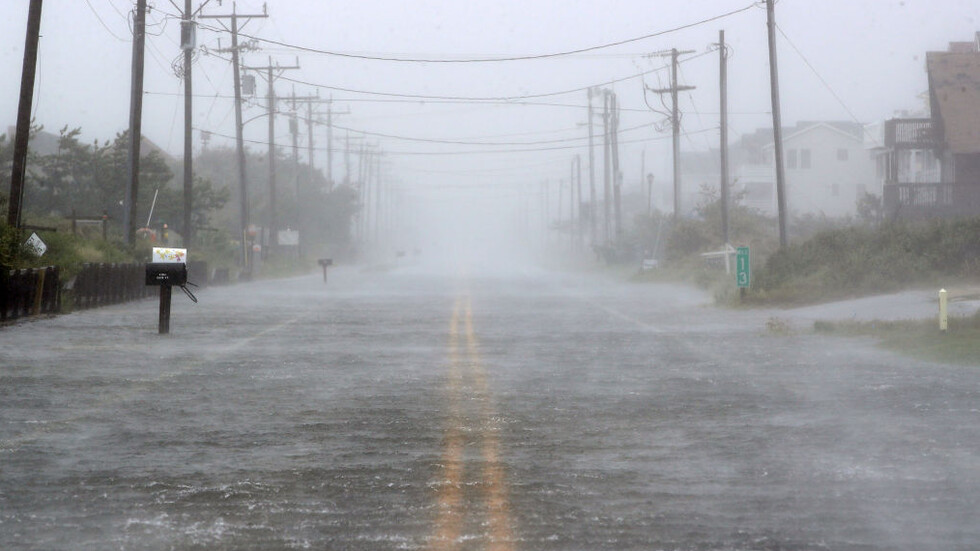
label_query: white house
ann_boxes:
[760,122,876,218]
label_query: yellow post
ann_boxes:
[939,289,948,333]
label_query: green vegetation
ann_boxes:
[0,123,360,287]
[751,218,980,304]
[814,312,980,365]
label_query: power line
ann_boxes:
[193,125,717,156]
[194,4,756,63]
[775,23,880,147]
[274,66,665,102]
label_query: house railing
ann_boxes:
[883,182,980,219]
[884,118,937,149]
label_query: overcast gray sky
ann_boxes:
[1,0,977,212]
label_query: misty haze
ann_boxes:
[2,1,980,550]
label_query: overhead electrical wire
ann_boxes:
[193,3,756,63]
[775,23,881,147]
[273,65,664,102]
[193,125,717,156]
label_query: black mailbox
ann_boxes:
[145,262,188,286]
[317,258,333,267]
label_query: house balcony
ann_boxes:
[883,181,980,219]
[884,118,938,150]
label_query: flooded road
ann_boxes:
[2,266,979,550]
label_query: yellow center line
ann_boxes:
[428,294,515,551]
[465,297,515,551]
[430,298,466,550]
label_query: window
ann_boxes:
[801,149,811,169]
[837,148,849,161]
[786,149,797,169]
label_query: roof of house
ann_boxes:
[927,50,980,154]
[760,121,863,151]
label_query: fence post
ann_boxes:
[0,265,8,322]
[33,268,45,315]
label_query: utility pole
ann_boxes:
[6,0,43,230]
[641,150,647,215]
[602,90,611,244]
[124,0,147,245]
[576,154,583,249]
[325,99,350,190]
[719,30,731,246]
[569,157,576,250]
[345,131,352,186]
[181,0,194,247]
[610,92,623,241]
[586,88,598,247]
[200,4,268,273]
[766,0,789,247]
[243,57,300,249]
[648,48,696,219]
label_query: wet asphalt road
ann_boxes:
[1,265,979,550]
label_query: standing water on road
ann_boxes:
[2,266,979,550]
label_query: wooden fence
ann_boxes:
[2,261,211,323]
[72,263,151,310]
[0,266,61,322]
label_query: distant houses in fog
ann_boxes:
[674,32,980,222]
[679,120,875,220]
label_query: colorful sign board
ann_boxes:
[152,247,187,263]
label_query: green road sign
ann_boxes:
[736,246,750,288]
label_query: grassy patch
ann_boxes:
[750,219,980,305]
[814,313,980,365]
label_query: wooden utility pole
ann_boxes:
[766,0,789,247]
[648,48,696,219]
[324,99,350,190]
[200,4,268,273]
[602,90,611,244]
[181,0,194,247]
[124,0,147,245]
[576,154,584,249]
[719,30,731,245]
[610,92,623,241]
[586,88,598,247]
[6,0,43,230]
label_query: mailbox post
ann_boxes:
[318,258,333,283]
[146,247,188,334]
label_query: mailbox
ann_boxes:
[145,262,187,286]
[146,247,188,286]
[318,258,333,267]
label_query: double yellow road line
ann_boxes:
[429,295,515,551]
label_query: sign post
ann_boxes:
[736,246,750,299]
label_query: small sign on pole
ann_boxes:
[25,232,47,257]
[736,246,750,288]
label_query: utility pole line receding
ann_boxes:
[124,0,147,245]
[648,48,696,219]
[243,57,300,249]
[200,4,268,273]
[766,0,789,247]
[6,0,43,230]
